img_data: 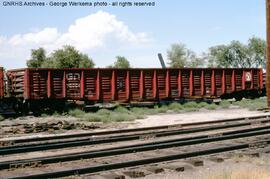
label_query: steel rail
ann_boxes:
[1,118,269,155]
[2,114,269,144]
[8,137,270,179]
[1,125,270,171]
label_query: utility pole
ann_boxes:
[266,0,270,106]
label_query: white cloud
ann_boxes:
[8,28,59,46]
[55,11,149,50]
[0,36,6,45]
[0,11,151,69]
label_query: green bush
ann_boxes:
[109,113,136,122]
[197,102,209,108]
[83,113,106,122]
[130,107,147,114]
[128,105,169,115]
[234,99,250,107]
[232,98,267,110]
[0,115,4,121]
[220,100,231,109]
[97,109,112,116]
[183,102,198,108]
[69,109,85,118]
[206,103,217,110]
[41,113,48,117]
[114,106,131,114]
[134,114,145,119]
[168,102,183,111]
[156,106,168,113]
[53,111,62,117]
[183,108,198,112]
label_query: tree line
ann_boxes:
[167,37,266,69]
[26,37,266,69]
[26,45,130,69]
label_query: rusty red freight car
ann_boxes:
[0,67,4,99]
[0,67,6,114]
[6,68,263,107]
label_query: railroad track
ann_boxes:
[1,114,268,145]
[1,124,270,170]
[0,115,270,155]
[1,115,270,178]
[9,139,270,179]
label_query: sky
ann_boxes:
[0,0,266,69]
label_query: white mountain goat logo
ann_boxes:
[245,72,251,82]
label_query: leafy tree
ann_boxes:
[208,45,231,67]
[167,43,187,68]
[208,41,247,68]
[40,59,56,68]
[227,41,249,68]
[247,37,266,68]
[26,48,47,68]
[49,45,95,68]
[167,43,205,68]
[188,54,206,68]
[207,37,266,68]
[27,46,95,68]
[112,56,131,68]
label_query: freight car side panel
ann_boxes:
[130,70,141,101]
[156,70,167,99]
[253,70,259,89]
[234,70,243,91]
[65,71,81,99]
[144,70,155,100]
[0,67,4,98]
[244,71,252,90]
[100,70,113,101]
[225,70,232,94]
[204,70,212,96]
[260,69,264,89]
[193,70,202,96]
[7,69,25,98]
[29,70,47,99]
[51,71,64,99]
[6,68,264,102]
[116,70,129,101]
[181,70,190,98]
[215,70,223,96]
[84,70,98,100]
[169,70,180,98]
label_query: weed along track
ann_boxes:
[1,115,270,178]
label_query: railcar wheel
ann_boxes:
[234,93,243,101]
[21,100,29,115]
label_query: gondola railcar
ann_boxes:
[3,67,263,114]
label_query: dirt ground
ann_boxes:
[130,107,270,128]
[144,153,270,179]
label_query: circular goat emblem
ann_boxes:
[245,72,251,82]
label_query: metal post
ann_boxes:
[158,53,166,69]
[266,0,270,106]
